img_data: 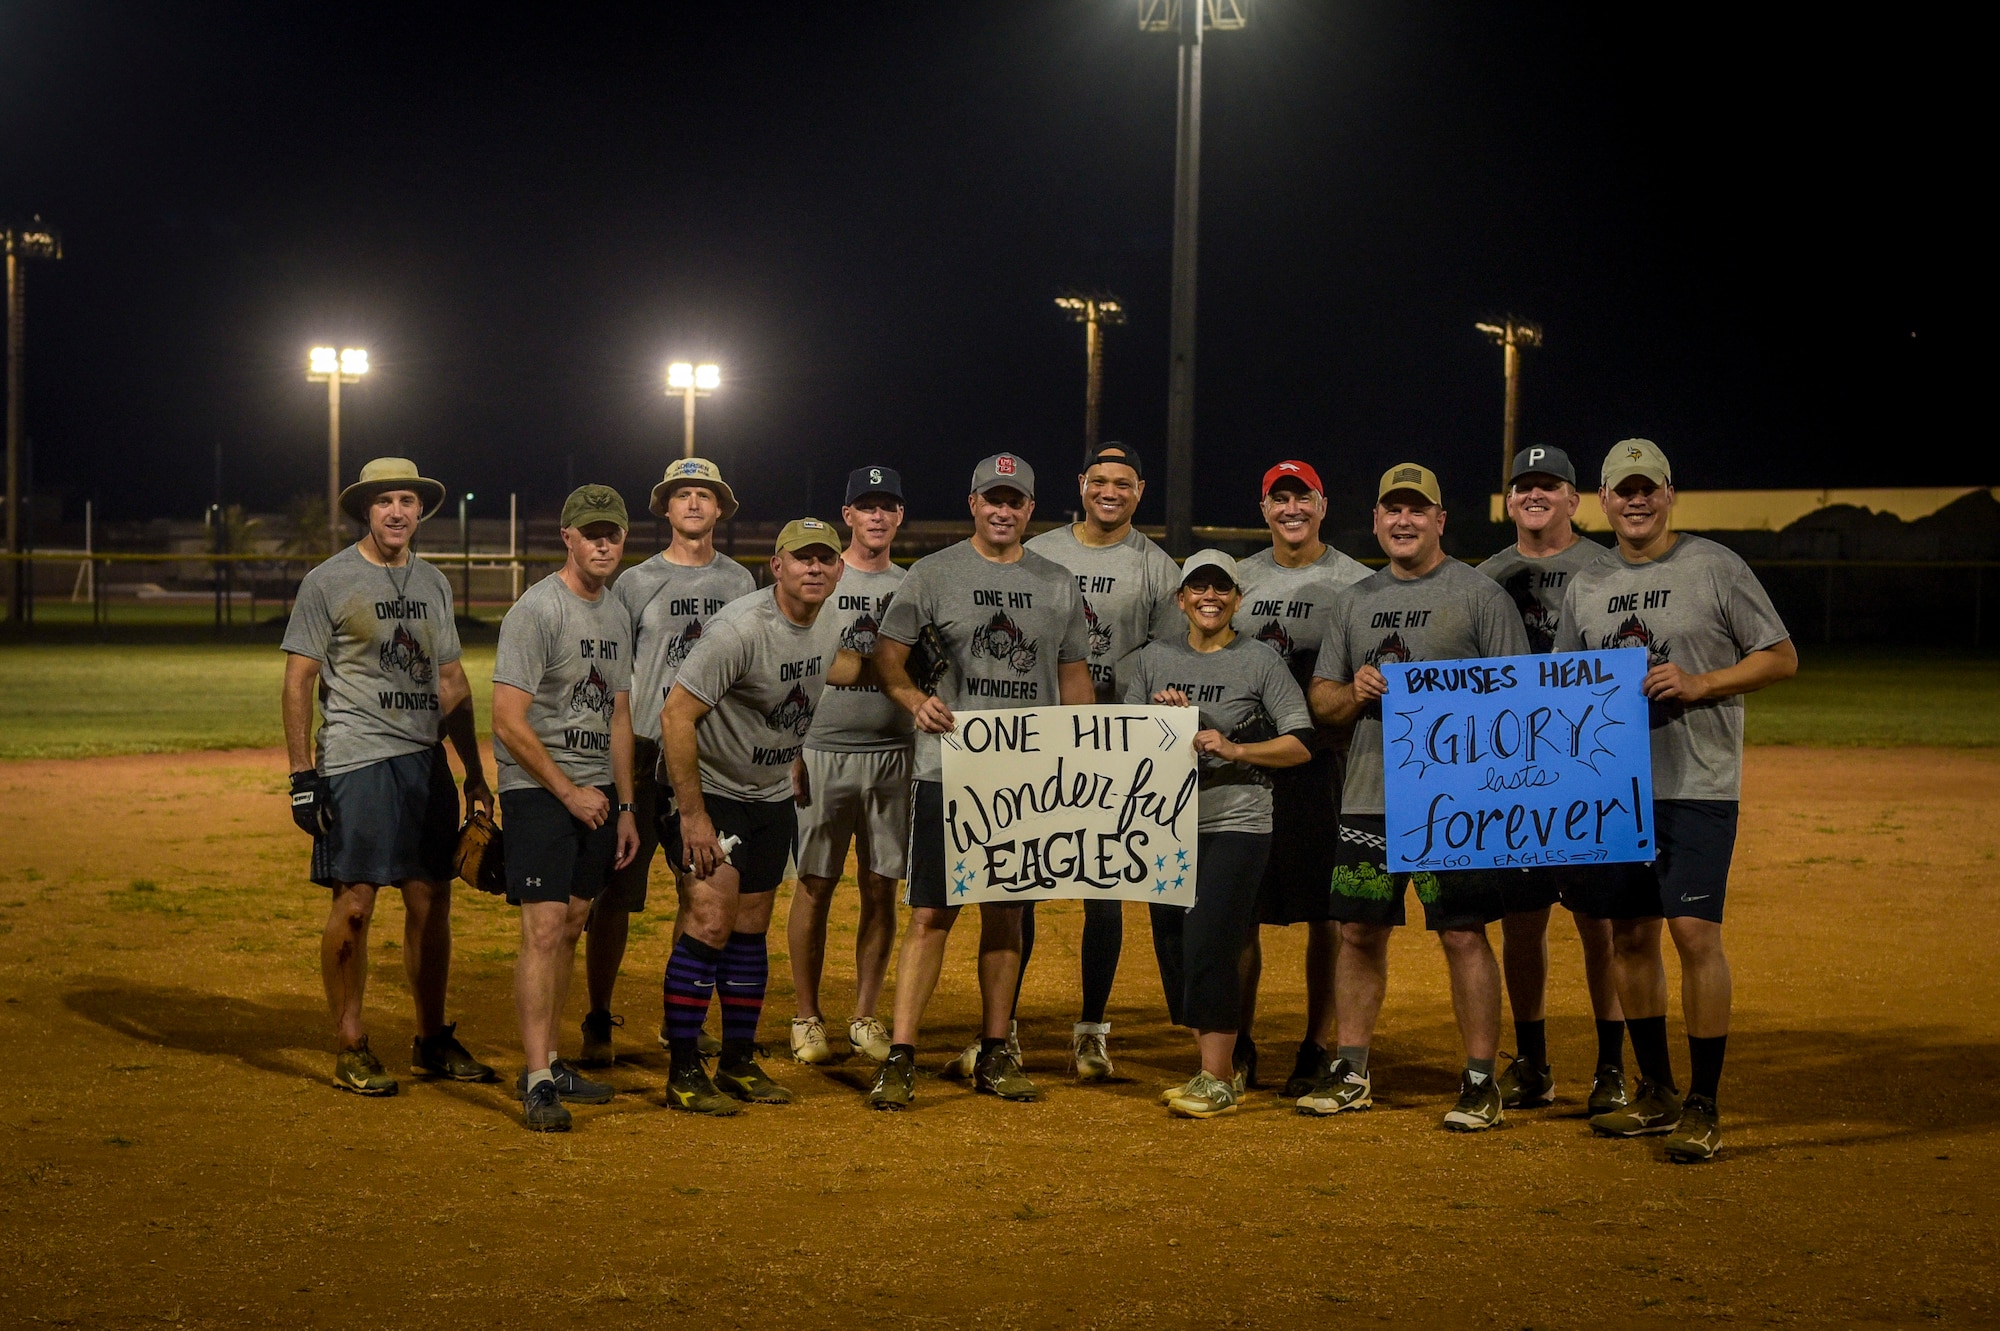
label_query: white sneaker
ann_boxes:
[848,1015,893,1061]
[790,1016,833,1065]
[1072,1022,1113,1081]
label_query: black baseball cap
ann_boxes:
[1508,445,1577,487]
[1082,443,1143,478]
[844,465,905,506]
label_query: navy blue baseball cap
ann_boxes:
[845,465,905,506]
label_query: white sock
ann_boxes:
[548,1050,561,1069]
[1073,1021,1111,1036]
[526,1067,554,1089]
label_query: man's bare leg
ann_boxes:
[890,906,958,1047]
[1500,907,1551,1025]
[853,869,898,1018]
[1573,912,1623,1020]
[400,879,451,1039]
[322,882,380,1048]
[1668,917,1731,1038]
[1438,926,1502,1062]
[1304,920,1339,1047]
[788,874,838,1019]
[1334,922,1391,1051]
[976,903,1024,1040]
[516,898,590,1071]
[584,901,630,1015]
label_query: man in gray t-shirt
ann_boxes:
[1475,445,1625,1116]
[1022,444,1183,1080]
[1554,439,1795,1161]
[491,485,641,1132]
[867,452,1095,1110]
[280,456,494,1097]
[1306,462,1529,1133]
[580,456,755,1067]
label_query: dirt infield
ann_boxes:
[1,747,1995,1328]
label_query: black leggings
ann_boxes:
[1013,899,1123,1025]
[1149,832,1272,1032]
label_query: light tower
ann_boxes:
[1475,317,1543,490]
[1055,293,1126,452]
[667,361,720,459]
[307,346,369,554]
[5,217,62,622]
[1141,0,1249,556]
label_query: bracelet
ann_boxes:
[616,802,635,813]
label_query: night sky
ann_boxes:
[0,3,1961,531]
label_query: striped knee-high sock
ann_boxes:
[663,934,722,1051]
[717,930,769,1051]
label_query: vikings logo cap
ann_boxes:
[1601,438,1672,489]
[970,453,1036,499]
[561,484,630,532]
[1377,462,1443,507]
[650,456,741,520]
[774,517,841,556]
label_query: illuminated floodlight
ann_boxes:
[309,346,339,376]
[340,348,369,376]
[694,363,720,391]
[667,361,695,389]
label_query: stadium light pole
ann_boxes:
[307,346,369,554]
[5,217,62,623]
[458,491,474,618]
[1056,294,1127,453]
[668,361,720,459]
[1142,0,1249,556]
[1475,317,1542,491]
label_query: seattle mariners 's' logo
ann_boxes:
[1365,632,1412,667]
[765,684,815,737]
[664,619,703,668]
[568,665,615,723]
[969,611,1039,674]
[379,624,434,686]
[1602,614,1679,728]
[840,612,880,655]
[1080,597,1114,659]
[1502,569,1557,654]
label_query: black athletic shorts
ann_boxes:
[310,745,459,889]
[905,779,953,910]
[601,737,666,914]
[696,793,796,895]
[1327,814,1507,932]
[1561,800,1737,924]
[1499,867,1566,915]
[500,784,620,906]
[1256,748,1341,925]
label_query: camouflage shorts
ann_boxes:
[1328,815,1504,932]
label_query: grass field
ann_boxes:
[0,641,1991,758]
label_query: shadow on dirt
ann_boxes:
[63,981,329,1078]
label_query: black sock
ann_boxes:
[979,1036,1006,1058]
[1595,1018,1626,1070]
[1626,1015,1677,1091]
[889,1042,915,1063]
[1514,1018,1547,1069]
[1688,1034,1727,1102]
[667,1035,700,1072]
[718,1036,756,1067]
[1079,900,1122,1025]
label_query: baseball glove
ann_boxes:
[454,808,506,896]
[907,622,952,696]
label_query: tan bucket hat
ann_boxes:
[339,457,446,523]
[649,457,740,520]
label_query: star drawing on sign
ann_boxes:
[1153,879,1169,895]
[1174,848,1189,867]
[1155,854,1167,871]
[1172,874,1185,890]
[951,859,972,897]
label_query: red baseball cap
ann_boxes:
[1261,460,1324,498]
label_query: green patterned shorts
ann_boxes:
[1329,815,1505,932]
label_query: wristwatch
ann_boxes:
[616,802,635,813]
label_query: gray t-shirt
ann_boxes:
[1234,544,1374,688]
[803,563,915,754]
[491,573,634,794]
[1312,558,1531,815]
[1557,533,1790,802]
[1478,537,1615,654]
[673,587,846,802]
[878,539,1092,783]
[281,546,463,776]
[1122,634,1313,836]
[1025,525,1183,702]
[613,551,758,744]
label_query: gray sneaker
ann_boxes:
[1296,1058,1372,1116]
[514,1059,614,1106]
[1497,1052,1554,1108]
[973,1045,1039,1102]
[1167,1070,1240,1119]
[522,1079,571,1132]
[411,1024,496,1083]
[1442,1070,1505,1132]
[1590,1078,1682,1137]
[1664,1094,1721,1162]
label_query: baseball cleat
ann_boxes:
[790,1016,834,1065]
[942,1040,979,1081]
[334,1038,399,1096]
[665,1063,740,1116]
[1159,1074,1196,1105]
[514,1060,614,1105]
[715,1056,794,1105]
[1442,1070,1505,1132]
[1071,1022,1114,1081]
[1296,1059,1372,1116]
[1588,1064,1630,1117]
[577,1010,622,1068]
[974,1045,1039,1102]
[1590,1078,1682,1137]
[848,1015,893,1061]
[1497,1052,1555,1108]
[522,1079,571,1132]
[867,1049,916,1110]
[1664,1094,1721,1162]
[411,1023,497,1083]
[1167,1071,1240,1119]
[1281,1039,1332,1099]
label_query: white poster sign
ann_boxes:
[937,704,1200,906]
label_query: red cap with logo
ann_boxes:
[1261,460,1324,498]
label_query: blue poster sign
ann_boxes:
[1380,648,1655,872]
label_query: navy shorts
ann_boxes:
[1562,801,1737,924]
[1326,815,1507,932]
[310,746,459,889]
[694,793,796,895]
[500,785,620,906]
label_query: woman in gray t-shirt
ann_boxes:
[1122,551,1313,1120]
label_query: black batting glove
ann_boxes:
[290,770,334,836]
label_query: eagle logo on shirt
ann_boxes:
[1080,597,1114,659]
[379,624,434,686]
[840,613,880,655]
[969,611,1039,674]
[568,665,615,723]
[1601,614,1680,728]
[663,619,704,669]
[1501,569,1557,654]
[765,683,816,737]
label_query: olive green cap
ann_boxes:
[561,484,629,532]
